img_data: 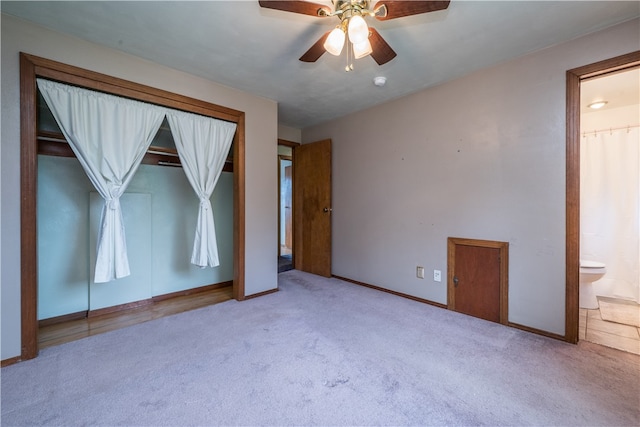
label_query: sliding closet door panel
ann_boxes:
[37,156,91,320]
[127,165,234,296]
[89,192,152,310]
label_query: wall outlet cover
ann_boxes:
[433,270,442,282]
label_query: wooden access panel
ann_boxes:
[447,237,509,324]
[293,139,332,277]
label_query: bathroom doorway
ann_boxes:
[566,50,640,350]
[578,67,640,354]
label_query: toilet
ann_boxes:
[579,260,606,309]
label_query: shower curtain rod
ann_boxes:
[582,123,639,137]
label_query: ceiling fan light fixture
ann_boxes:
[347,14,368,44]
[353,38,373,59]
[324,26,346,56]
[259,0,452,67]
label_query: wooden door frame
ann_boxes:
[565,50,640,344]
[447,237,509,325]
[277,139,300,263]
[19,52,246,360]
[277,154,293,258]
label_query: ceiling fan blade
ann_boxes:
[368,28,397,65]
[258,1,331,17]
[374,1,450,21]
[299,31,330,62]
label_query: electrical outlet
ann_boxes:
[417,266,425,279]
[433,270,442,282]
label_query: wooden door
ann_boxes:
[447,238,508,324]
[294,139,332,277]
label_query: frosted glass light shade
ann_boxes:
[348,15,368,44]
[353,39,372,59]
[588,101,608,109]
[324,27,345,56]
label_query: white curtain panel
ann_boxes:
[37,79,165,283]
[580,127,640,302]
[167,111,236,268]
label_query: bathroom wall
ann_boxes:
[581,101,640,302]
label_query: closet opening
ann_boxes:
[20,53,246,360]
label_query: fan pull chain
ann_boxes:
[345,40,354,72]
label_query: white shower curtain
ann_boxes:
[580,127,640,302]
[37,79,165,283]
[167,111,236,268]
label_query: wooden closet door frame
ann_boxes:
[19,53,246,360]
[565,50,640,344]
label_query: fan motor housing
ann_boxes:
[335,0,369,17]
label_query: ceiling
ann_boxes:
[581,67,640,114]
[2,1,638,129]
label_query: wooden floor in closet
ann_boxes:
[39,286,233,349]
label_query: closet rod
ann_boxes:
[158,161,182,168]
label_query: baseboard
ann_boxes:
[508,322,568,342]
[333,275,448,309]
[334,275,570,343]
[244,288,279,300]
[39,310,87,327]
[88,299,154,318]
[38,280,233,325]
[152,281,233,302]
[1,355,21,367]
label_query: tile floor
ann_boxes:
[580,304,640,355]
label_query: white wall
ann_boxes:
[582,104,639,132]
[278,125,302,143]
[1,14,278,360]
[303,19,640,336]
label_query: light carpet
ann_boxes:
[2,270,639,426]
[598,296,640,327]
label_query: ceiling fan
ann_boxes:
[259,0,451,67]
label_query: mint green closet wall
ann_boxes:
[37,156,91,318]
[37,155,233,320]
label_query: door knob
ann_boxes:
[323,207,332,213]
[453,276,459,287]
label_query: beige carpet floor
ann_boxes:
[3,271,639,426]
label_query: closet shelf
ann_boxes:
[36,130,233,172]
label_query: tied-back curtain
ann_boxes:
[37,79,165,283]
[167,111,236,268]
